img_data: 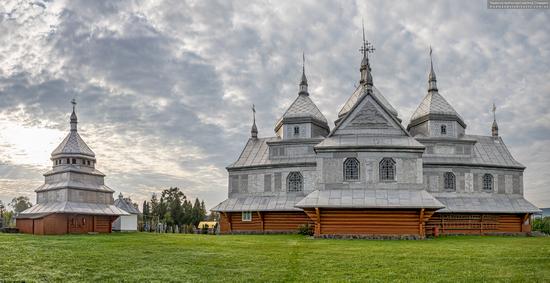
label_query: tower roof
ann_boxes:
[274,94,328,132]
[409,91,465,127]
[51,100,96,159]
[338,85,399,121]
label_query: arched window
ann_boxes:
[379,158,396,181]
[287,172,303,192]
[293,126,300,136]
[343,158,359,181]
[483,174,493,191]
[441,125,447,135]
[444,172,456,191]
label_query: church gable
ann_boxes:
[333,93,407,136]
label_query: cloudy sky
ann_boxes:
[0,0,549,210]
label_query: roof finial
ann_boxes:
[299,52,309,95]
[428,46,438,92]
[251,104,258,139]
[70,98,78,132]
[492,102,499,137]
[359,19,375,87]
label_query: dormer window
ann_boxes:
[293,126,300,136]
[441,125,447,135]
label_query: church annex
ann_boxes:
[212,33,540,238]
[16,100,128,235]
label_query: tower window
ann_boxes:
[343,158,360,181]
[379,158,396,181]
[441,125,447,135]
[72,158,76,164]
[483,174,493,191]
[66,158,70,164]
[293,126,300,136]
[444,172,456,191]
[287,172,303,192]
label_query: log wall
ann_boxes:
[303,208,434,237]
[219,211,311,234]
[425,213,531,235]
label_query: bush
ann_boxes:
[533,217,550,234]
[298,223,314,236]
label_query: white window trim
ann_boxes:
[242,211,252,222]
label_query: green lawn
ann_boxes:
[0,233,549,282]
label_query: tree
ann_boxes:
[9,196,32,213]
[0,200,5,218]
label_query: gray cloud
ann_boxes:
[0,0,548,208]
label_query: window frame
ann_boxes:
[343,158,360,181]
[287,171,303,192]
[441,125,447,135]
[242,211,252,222]
[379,158,396,181]
[444,172,456,191]
[293,126,300,136]
[483,174,493,191]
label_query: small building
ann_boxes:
[197,221,218,233]
[112,193,139,232]
[16,100,128,234]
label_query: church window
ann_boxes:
[66,158,70,164]
[483,174,493,191]
[441,125,447,135]
[293,126,300,136]
[242,211,252,222]
[343,158,360,181]
[444,172,456,191]
[379,158,396,181]
[87,160,90,166]
[287,172,303,192]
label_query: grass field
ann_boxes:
[0,233,549,282]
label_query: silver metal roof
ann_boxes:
[275,94,328,130]
[422,135,524,168]
[35,181,114,193]
[211,195,305,212]
[114,194,140,214]
[18,201,129,217]
[338,85,398,118]
[295,189,445,209]
[51,131,95,158]
[409,91,464,125]
[227,137,316,169]
[433,193,541,213]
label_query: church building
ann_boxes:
[212,32,540,238]
[16,100,128,235]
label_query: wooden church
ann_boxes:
[211,31,540,238]
[16,100,127,235]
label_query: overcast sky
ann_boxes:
[0,0,549,210]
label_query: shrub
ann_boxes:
[533,217,550,234]
[298,223,314,236]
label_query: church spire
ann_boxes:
[299,52,308,96]
[359,19,375,88]
[251,104,258,139]
[70,98,78,132]
[492,102,499,137]
[428,46,438,92]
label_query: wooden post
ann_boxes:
[521,213,529,232]
[222,212,232,232]
[419,208,425,237]
[257,211,264,232]
[315,208,321,236]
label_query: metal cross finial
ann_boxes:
[359,20,375,58]
[252,104,256,122]
[302,52,305,71]
[71,98,77,112]
[492,102,496,121]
